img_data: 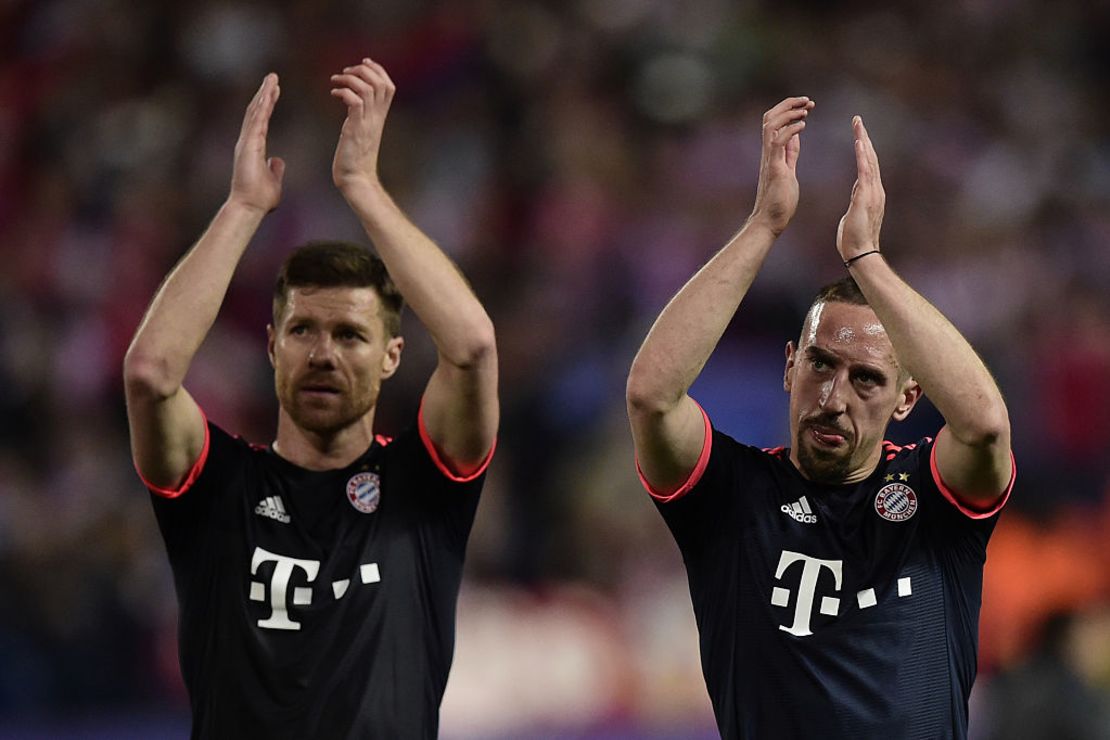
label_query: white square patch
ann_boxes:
[856,588,877,609]
[820,596,840,616]
[771,586,790,608]
[898,577,912,597]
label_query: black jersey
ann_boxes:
[644,406,1013,740]
[144,409,491,739]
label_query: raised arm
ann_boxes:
[836,116,1012,508]
[626,97,814,495]
[330,59,497,475]
[124,74,286,489]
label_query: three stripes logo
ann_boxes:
[255,496,292,524]
[781,496,818,524]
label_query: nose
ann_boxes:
[308,336,337,368]
[818,372,849,413]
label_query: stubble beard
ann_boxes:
[795,429,854,484]
[278,381,377,437]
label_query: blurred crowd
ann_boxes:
[1,0,1108,737]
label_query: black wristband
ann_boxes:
[844,249,881,268]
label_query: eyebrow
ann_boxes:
[805,345,890,378]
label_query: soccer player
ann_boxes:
[626,97,1014,738]
[123,61,497,738]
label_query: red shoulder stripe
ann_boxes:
[138,411,212,499]
[637,402,713,503]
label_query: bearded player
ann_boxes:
[124,60,497,738]
[626,98,1013,738]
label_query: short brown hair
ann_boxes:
[811,276,868,307]
[273,241,404,336]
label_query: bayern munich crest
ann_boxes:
[347,472,382,514]
[874,482,918,522]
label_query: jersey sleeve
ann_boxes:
[648,413,749,558]
[903,437,1010,555]
[928,439,1015,520]
[416,397,496,483]
[389,417,488,554]
[147,421,248,566]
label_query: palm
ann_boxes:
[750,98,811,236]
[229,74,285,214]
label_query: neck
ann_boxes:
[273,409,376,471]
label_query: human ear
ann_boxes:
[783,341,797,392]
[266,324,277,368]
[891,378,922,421]
[380,336,404,379]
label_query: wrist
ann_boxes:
[221,197,270,223]
[843,249,882,269]
[745,212,787,239]
[337,175,385,201]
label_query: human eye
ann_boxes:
[289,323,309,336]
[336,327,364,343]
[854,370,883,388]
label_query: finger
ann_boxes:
[354,59,396,91]
[238,75,270,140]
[331,72,376,102]
[773,117,808,144]
[854,116,882,178]
[763,106,811,149]
[785,132,801,170]
[267,156,286,184]
[330,88,366,125]
[330,87,364,111]
[361,58,391,80]
[340,64,395,103]
[765,96,814,119]
[240,76,279,153]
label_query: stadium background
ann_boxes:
[1,0,1108,737]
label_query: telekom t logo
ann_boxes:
[249,547,382,630]
[250,547,320,630]
[770,549,843,637]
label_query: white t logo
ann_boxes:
[250,547,320,631]
[770,550,843,637]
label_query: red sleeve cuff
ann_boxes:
[136,414,212,499]
[417,397,496,483]
[929,441,1016,519]
[637,402,713,503]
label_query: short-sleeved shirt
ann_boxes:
[143,408,492,739]
[643,406,1013,740]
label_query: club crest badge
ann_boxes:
[875,482,918,522]
[347,472,382,514]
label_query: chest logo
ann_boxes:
[254,495,291,524]
[347,472,382,514]
[874,482,918,522]
[781,495,818,524]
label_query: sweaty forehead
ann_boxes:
[803,301,898,366]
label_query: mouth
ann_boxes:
[806,422,850,449]
[299,382,343,398]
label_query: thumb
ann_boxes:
[268,156,286,182]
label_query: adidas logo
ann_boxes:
[781,496,818,524]
[255,496,291,524]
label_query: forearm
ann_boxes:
[848,255,1009,446]
[342,180,495,366]
[627,219,778,413]
[125,200,265,397]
